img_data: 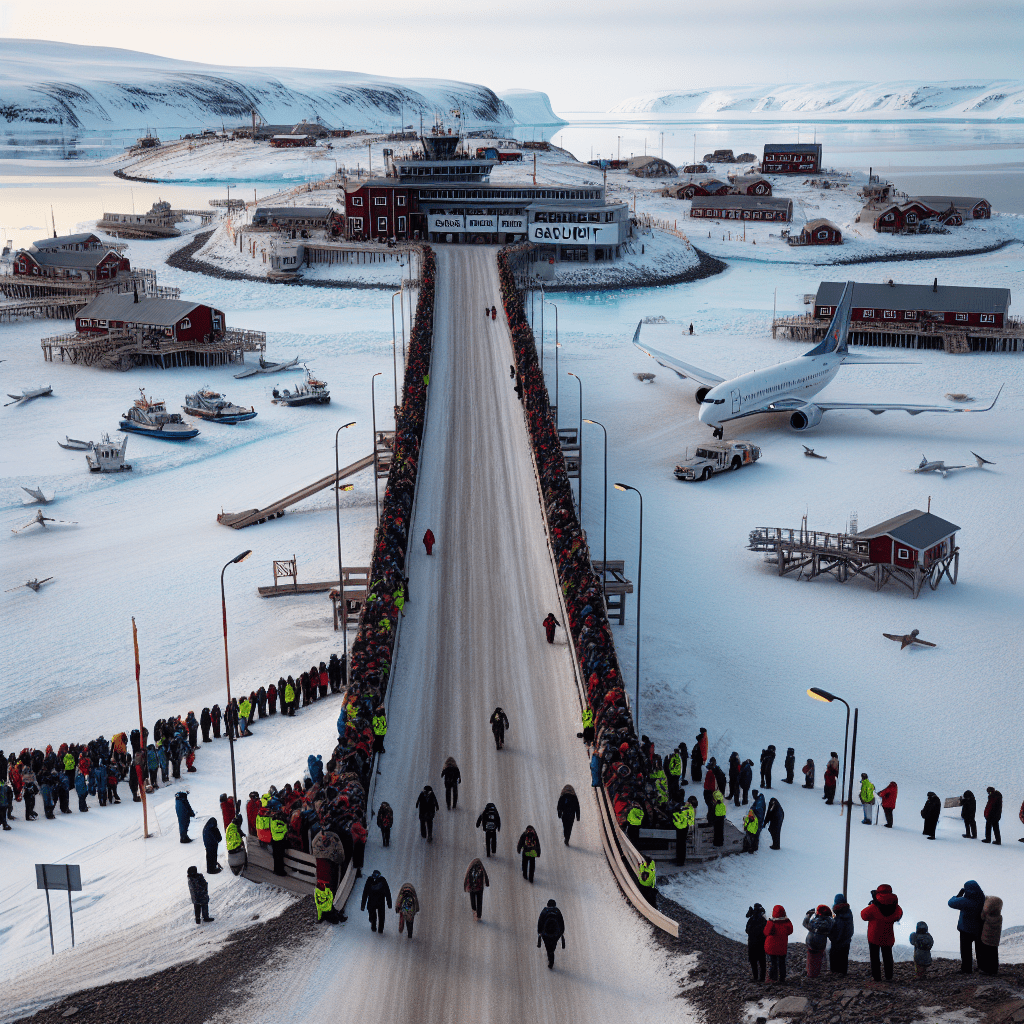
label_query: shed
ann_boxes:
[857,510,959,570]
[909,196,990,220]
[681,163,708,175]
[731,174,772,196]
[798,218,842,245]
[628,155,678,178]
[75,293,224,343]
[689,195,793,222]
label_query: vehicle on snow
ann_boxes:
[674,440,761,481]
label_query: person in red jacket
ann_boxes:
[877,782,898,828]
[219,793,236,827]
[860,883,903,981]
[423,529,435,555]
[764,905,793,984]
[542,613,561,644]
[245,791,260,834]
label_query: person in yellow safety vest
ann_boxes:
[637,857,658,907]
[626,804,644,846]
[372,707,387,755]
[393,587,405,617]
[859,773,875,824]
[712,789,727,848]
[742,807,760,854]
[314,880,339,923]
[651,757,669,806]
[255,797,271,846]
[346,698,359,721]
[667,749,683,802]
[284,679,297,717]
[270,810,289,877]
[673,798,696,866]
[225,814,247,875]
[238,697,252,736]
[581,708,595,748]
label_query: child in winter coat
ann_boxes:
[802,905,834,977]
[979,896,1003,976]
[764,905,793,984]
[186,866,214,924]
[909,921,934,978]
[745,903,768,982]
[395,882,419,937]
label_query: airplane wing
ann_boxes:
[632,322,725,388]
[815,385,1002,417]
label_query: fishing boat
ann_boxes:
[120,390,200,441]
[183,388,257,424]
[272,369,331,406]
[58,437,94,451]
[86,434,132,473]
[234,355,302,379]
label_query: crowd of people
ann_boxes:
[744,878,1005,985]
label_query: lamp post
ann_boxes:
[583,418,607,580]
[370,373,382,525]
[335,421,356,685]
[808,687,858,899]
[220,549,252,812]
[567,372,582,520]
[539,284,545,373]
[544,299,559,423]
[390,292,402,412]
[614,483,643,730]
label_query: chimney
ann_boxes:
[933,277,937,292]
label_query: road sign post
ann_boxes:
[35,863,82,955]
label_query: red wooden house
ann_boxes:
[342,180,417,240]
[858,509,959,572]
[75,294,225,343]
[762,143,821,174]
[871,201,936,234]
[14,233,130,281]
[797,218,842,245]
[814,281,1010,329]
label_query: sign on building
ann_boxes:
[528,223,617,244]
[499,216,526,232]
[428,214,466,232]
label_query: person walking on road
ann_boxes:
[949,880,986,972]
[859,774,875,824]
[517,825,541,882]
[360,869,392,933]
[537,899,566,969]
[422,529,435,555]
[921,791,941,839]
[476,801,501,857]
[463,857,489,920]
[416,785,440,842]
[490,707,509,750]
[556,784,580,845]
[377,801,393,847]
[861,883,903,981]
[396,882,419,938]
[441,757,462,810]
[542,612,561,644]
[878,780,898,828]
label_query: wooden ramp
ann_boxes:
[240,834,359,910]
[218,454,375,529]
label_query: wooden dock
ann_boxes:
[258,566,369,599]
[240,834,358,913]
[593,560,633,625]
[218,454,375,529]
[1,269,178,322]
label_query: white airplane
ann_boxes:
[21,485,55,505]
[11,510,78,534]
[913,452,994,477]
[633,282,1002,438]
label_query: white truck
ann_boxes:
[674,440,761,481]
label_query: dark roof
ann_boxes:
[254,206,333,220]
[857,510,960,548]
[691,195,792,212]
[909,196,989,213]
[815,281,1010,315]
[33,233,101,249]
[22,248,119,269]
[802,218,841,233]
[77,293,203,326]
[763,143,822,155]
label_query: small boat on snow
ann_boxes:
[183,389,257,424]
[120,390,200,441]
[234,356,302,379]
[58,437,94,451]
[272,369,330,407]
[87,434,132,473]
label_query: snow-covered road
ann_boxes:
[225,247,683,1024]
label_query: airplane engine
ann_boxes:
[695,387,711,406]
[789,405,823,430]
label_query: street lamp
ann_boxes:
[539,284,545,373]
[567,372,583,520]
[220,549,252,812]
[335,421,356,687]
[613,484,643,729]
[583,419,608,580]
[390,292,402,413]
[370,373,382,525]
[544,299,559,423]
[807,687,858,900]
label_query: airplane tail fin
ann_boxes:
[805,281,855,357]
[972,452,995,467]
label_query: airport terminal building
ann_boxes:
[342,131,631,262]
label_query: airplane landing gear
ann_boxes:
[712,427,724,439]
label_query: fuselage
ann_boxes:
[697,352,843,428]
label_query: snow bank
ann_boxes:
[610,80,1024,118]
[497,89,566,126]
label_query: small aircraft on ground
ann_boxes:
[21,486,55,505]
[5,386,53,406]
[913,452,994,477]
[5,577,54,593]
[11,510,78,534]
[883,629,936,650]
[634,282,1002,437]
[802,446,827,459]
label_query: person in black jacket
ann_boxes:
[556,784,581,844]
[760,745,776,789]
[489,708,509,750]
[983,788,1002,844]
[441,757,462,810]
[921,792,941,840]
[186,866,214,924]
[537,899,566,969]
[765,797,785,850]
[745,903,768,982]
[739,759,753,805]
[727,752,741,803]
[359,870,392,932]
[416,785,440,841]
[784,747,796,784]
[210,704,222,739]
[712,760,727,795]
[961,790,977,839]
[200,708,212,744]
[203,816,223,873]
[476,802,501,856]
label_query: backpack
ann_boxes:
[522,830,538,853]
[541,910,562,939]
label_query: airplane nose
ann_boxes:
[698,402,712,425]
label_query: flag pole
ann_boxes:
[132,617,150,838]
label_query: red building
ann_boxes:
[343,180,418,241]
[814,281,1010,329]
[690,195,792,221]
[858,510,959,572]
[910,195,991,220]
[732,175,772,196]
[75,294,225,343]
[871,201,936,234]
[797,219,842,245]
[762,143,822,174]
[14,233,130,280]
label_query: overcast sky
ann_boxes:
[2,0,1021,111]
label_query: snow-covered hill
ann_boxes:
[609,80,1024,117]
[497,88,565,126]
[0,38,543,131]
